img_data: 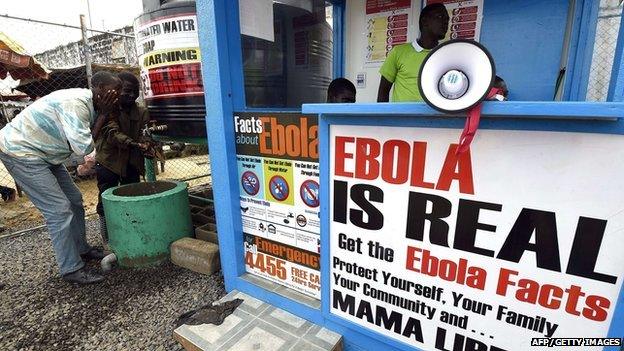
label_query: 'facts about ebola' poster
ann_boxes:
[329,125,624,350]
[134,14,203,99]
[235,113,320,299]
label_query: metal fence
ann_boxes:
[0,14,210,234]
[587,0,623,101]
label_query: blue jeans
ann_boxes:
[0,151,90,275]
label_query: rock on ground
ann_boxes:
[0,218,225,351]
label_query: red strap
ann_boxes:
[456,87,502,155]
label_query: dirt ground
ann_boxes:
[0,218,226,351]
[0,155,211,232]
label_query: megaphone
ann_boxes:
[418,39,496,113]
[418,40,498,154]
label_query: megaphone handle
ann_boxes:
[456,88,502,155]
[457,105,481,154]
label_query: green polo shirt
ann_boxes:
[379,42,430,102]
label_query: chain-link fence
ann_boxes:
[0,14,210,234]
[2,5,624,233]
[587,0,623,101]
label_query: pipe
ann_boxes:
[178,173,211,183]
[145,158,157,181]
[0,213,99,240]
[188,194,214,204]
[0,224,47,240]
[101,253,117,273]
[80,15,93,89]
[142,124,168,182]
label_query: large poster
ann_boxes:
[134,14,203,100]
[364,0,412,67]
[329,125,624,350]
[235,113,321,299]
[425,0,484,41]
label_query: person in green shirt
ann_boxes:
[377,3,449,102]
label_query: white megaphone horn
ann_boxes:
[418,39,499,154]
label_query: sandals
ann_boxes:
[1,188,16,202]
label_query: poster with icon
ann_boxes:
[364,0,413,67]
[235,113,321,299]
[425,0,484,41]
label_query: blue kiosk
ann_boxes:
[187,0,624,350]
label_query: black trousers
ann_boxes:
[96,163,140,215]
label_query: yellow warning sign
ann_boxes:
[142,47,201,69]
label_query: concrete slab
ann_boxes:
[195,224,218,244]
[174,290,342,351]
[170,238,220,275]
[192,214,213,226]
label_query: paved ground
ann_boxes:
[0,218,225,351]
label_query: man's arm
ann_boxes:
[91,89,119,141]
[102,120,132,147]
[377,76,393,102]
[101,120,146,150]
[59,102,98,156]
[91,112,111,142]
[377,46,399,103]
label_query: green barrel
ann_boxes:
[102,181,193,267]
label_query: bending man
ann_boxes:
[0,71,121,284]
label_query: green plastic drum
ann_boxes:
[102,181,193,267]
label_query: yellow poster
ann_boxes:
[364,1,412,67]
[263,158,294,205]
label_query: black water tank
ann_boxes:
[134,0,206,139]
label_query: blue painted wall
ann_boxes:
[480,0,570,101]
[195,1,624,350]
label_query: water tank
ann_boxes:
[242,2,333,108]
[134,1,206,140]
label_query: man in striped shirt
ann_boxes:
[0,71,121,284]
